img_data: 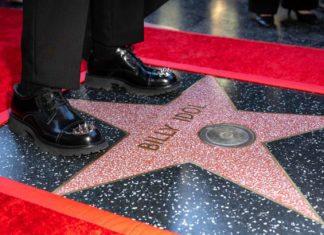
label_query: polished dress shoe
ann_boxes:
[9,86,108,156]
[86,46,180,95]
[288,10,319,24]
[254,14,275,28]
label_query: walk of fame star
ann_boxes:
[55,76,324,223]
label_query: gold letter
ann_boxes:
[138,143,159,151]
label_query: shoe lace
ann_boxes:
[118,45,172,79]
[117,45,144,68]
[36,88,69,124]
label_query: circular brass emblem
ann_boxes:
[199,124,256,148]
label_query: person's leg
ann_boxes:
[91,0,144,52]
[282,0,319,11]
[86,0,180,95]
[21,0,90,90]
[90,0,169,50]
[83,0,168,59]
[248,0,280,15]
[248,0,280,27]
[249,0,280,15]
[11,0,107,156]
[282,0,319,23]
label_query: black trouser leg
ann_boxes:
[91,0,145,58]
[21,0,170,89]
[21,0,90,89]
[248,0,280,14]
[89,0,144,60]
[90,0,169,59]
[91,0,169,47]
[281,0,319,10]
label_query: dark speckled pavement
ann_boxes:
[0,1,323,234]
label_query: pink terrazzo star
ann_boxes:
[55,76,324,223]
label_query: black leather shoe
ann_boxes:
[9,86,108,156]
[86,46,180,95]
[255,14,275,27]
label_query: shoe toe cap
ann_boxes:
[58,124,106,148]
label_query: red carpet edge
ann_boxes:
[135,26,324,96]
[0,177,175,235]
[0,110,9,127]
[141,57,324,95]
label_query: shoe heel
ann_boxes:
[8,115,29,137]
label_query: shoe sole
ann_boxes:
[85,74,181,96]
[8,115,109,157]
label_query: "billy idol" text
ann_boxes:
[138,104,207,151]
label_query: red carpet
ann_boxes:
[0,192,121,235]
[0,8,324,125]
[0,177,175,235]
[0,8,21,119]
[135,26,324,95]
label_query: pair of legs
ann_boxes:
[11,0,179,156]
[21,0,168,89]
[249,0,319,27]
